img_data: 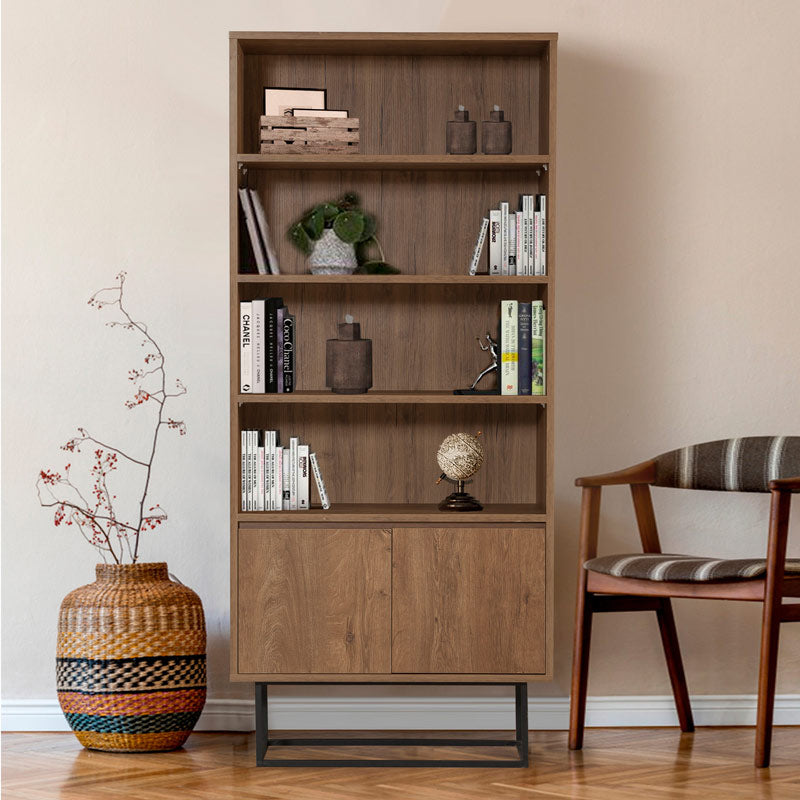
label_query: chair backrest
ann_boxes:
[653,436,800,492]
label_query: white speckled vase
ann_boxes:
[308,228,358,275]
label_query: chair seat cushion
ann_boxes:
[585,553,800,582]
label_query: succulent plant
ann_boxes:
[287,192,399,273]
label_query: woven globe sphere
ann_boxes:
[437,433,484,481]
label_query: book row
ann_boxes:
[240,297,294,393]
[239,187,281,274]
[241,430,330,512]
[500,300,546,396]
[469,194,547,276]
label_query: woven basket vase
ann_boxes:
[56,562,206,752]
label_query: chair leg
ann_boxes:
[655,600,694,733]
[755,601,782,768]
[569,589,593,750]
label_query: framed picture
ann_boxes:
[263,87,326,117]
[292,108,349,118]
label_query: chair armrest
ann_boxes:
[769,476,800,493]
[575,460,656,487]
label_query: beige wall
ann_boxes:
[3,0,800,709]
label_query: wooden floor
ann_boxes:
[3,729,800,799]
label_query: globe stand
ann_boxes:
[438,479,483,512]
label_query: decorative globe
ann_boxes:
[437,433,484,481]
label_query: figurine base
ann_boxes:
[438,492,484,512]
[453,388,500,395]
[331,388,370,394]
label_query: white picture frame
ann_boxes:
[263,88,326,117]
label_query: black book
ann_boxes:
[282,312,295,393]
[265,297,284,393]
[518,302,532,395]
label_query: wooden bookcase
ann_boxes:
[229,32,556,687]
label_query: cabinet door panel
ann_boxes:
[238,528,391,674]
[392,527,546,674]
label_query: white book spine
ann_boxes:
[310,453,331,510]
[289,437,299,510]
[256,445,265,512]
[249,189,280,274]
[534,210,542,275]
[538,194,547,276]
[268,431,276,511]
[515,212,522,276]
[275,447,283,512]
[297,445,310,510]
[239,302,253,393]
[488,210,501,275]
[521,196,528,275]
[251,431,259,511]
[251,299,265,393]
[508,212,517,275]
[282,452,291,510]
[500,300,519,395]
[240,431,247,511]
[238,187,268,274]
[500,202,509,275]
[244,431,252,511]
[270,432,278,511]
[468,217,489,276]
[525,195,533,275]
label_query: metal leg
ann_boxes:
[255,682,530,768]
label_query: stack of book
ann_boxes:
[240,431,330,511]
[239,297,295,393]
[499,300,546,396]
[468,194,547,276]
[239,187,280,274]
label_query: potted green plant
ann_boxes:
[287,192,399,275]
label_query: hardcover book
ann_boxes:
[518,302,532,395]
[488,210,502,275]
[297,444,310,510]
[265,297,284,393]
[252,299,265,393]
[468,217,489,276]
[282,313,295,392]
[239,302,253,393]
[310,452,330,510]
[238,188,268,274]
[500,300,519,395]
[532,301,545,396]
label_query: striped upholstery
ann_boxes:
[653,436,800,492]
[585,553,800,582]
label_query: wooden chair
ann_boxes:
[569,436,800,767]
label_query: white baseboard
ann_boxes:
[3,694,800,732]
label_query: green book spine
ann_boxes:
[532,301,545,396]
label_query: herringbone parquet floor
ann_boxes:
[3,728,799,799]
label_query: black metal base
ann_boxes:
[437,491,484,511]
[255,682,528,767]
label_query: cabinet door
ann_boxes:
[392,527,546,674]
[238,528,391,674]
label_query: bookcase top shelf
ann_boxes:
[237,274,549,285]
[238,503,547,524]
[237,154,550,171]
[236,392,549,405]
[231,31,556,55]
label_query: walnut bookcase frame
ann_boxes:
[229,31,557,764]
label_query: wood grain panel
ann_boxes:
[240,53,545,156]
[247,168,543,276]
[237,282,546,392]
[237,529,391,673]
[238,405,543,506]
[392,527,546,674]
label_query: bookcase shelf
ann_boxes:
[236,391,549,405]
[230,32,556,691]
[237,153,550,171]
[237,274,550,285]
[238,503,547,524]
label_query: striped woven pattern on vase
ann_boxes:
[585,553,800,582]
[56,562,206,752]
[653,436,800,492]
